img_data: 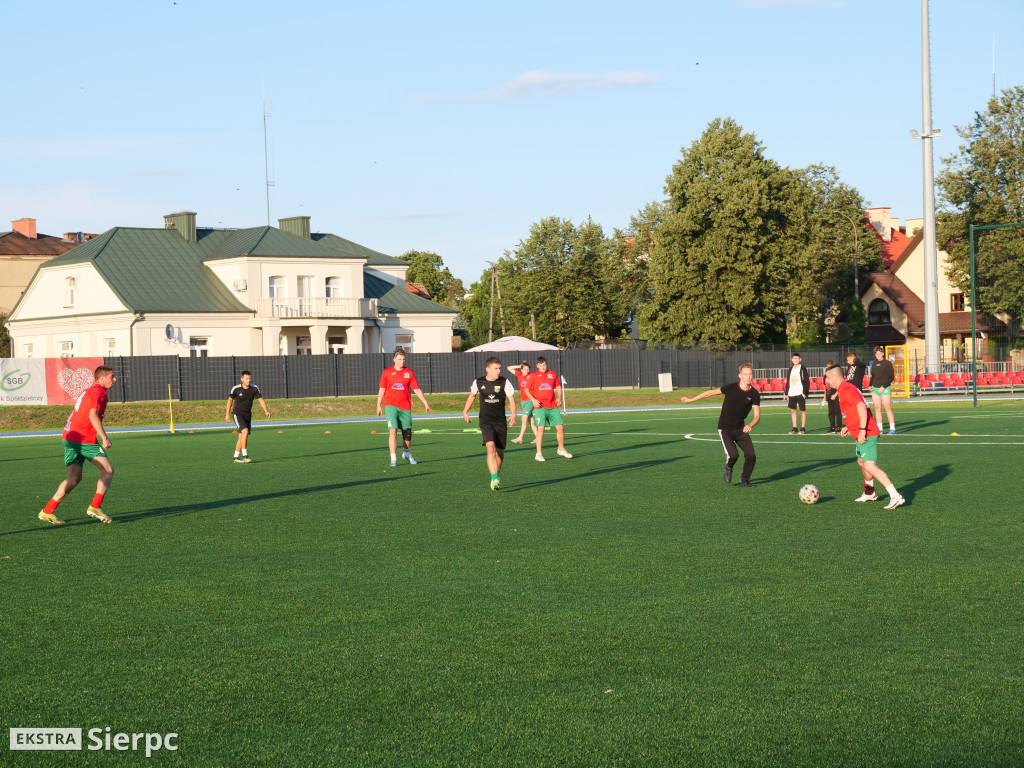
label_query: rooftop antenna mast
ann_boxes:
[263,91,275,226]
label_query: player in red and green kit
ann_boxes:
[38,365,118,524]
[376,349,431,466]
[522,356,572,462]
[824,364,905,510]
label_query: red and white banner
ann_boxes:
[0,358,105,406]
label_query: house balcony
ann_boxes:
[253,297,378,319]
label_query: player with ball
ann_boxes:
[824,364,906,509]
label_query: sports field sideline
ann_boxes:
[4,397,1023,766]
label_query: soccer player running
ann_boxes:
[824,364,905,509]
[226,370,271,463]
[869,346,897,435]
[38,365,118,524]
[376,348,431,467]
[522,356,572,461]
[463,357,518,490]
[681,363,760,487]
[507,361,538,445]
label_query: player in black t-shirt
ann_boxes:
[225,371,271,463]
[462,357,517,491]
[680,363,762,487]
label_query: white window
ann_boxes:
[65,277,76,307]
[297,276,313,315]
[105,338,117,357]
[268,276,285,298]
[59,340,75,357]
[395,334,413,345]
[189,337,210,358]
[326,277,342,298]
[23,343,34,358]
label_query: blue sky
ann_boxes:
[4,0,1022,285]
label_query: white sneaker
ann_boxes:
[534,454,545,462]
[556,448,573,459]
[883,494,906,510]
[854,492,879,502]
[511,438,523,444]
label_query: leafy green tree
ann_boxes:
[459,268,494,348]
[780,165,881,343]
[636,118,791,347]
[937,86,1024,319]
[496,217,627,347]
[397,250,465,308]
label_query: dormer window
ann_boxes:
[868,298,891,325]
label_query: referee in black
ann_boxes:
[680,363,761,487]
[462,356,517,490]
[225,370,271,463]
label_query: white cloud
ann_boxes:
[417,69,661,103]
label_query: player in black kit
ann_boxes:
[225,370,271,463]
[680,363,761,487]
[462,357,518,490]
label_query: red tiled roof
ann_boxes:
[405,281,432,299]
[864,212,913,269]
[0,230,82,257]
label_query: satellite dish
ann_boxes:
[165,324,174,340]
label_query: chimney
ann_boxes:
[12,218,37,239]
[164,211,198,242]
[278,215,311,240]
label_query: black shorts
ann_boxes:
[480,420,507,450]
[233,413,252,432]
[787,395,806,411]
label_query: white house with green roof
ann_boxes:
[6,212,458,358]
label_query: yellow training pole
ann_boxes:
[168,384,176,434]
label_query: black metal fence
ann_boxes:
[102,347,870,403]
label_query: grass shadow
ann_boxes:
[507,456,685,492]
[1,473,435,536]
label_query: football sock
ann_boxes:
[234,451,240,458]
[91,493,104,509]
[864,480,874,493]
[242,449,248,456]
[884,484,899,498]
[43,499,60,514]
[390,453,397,462]
[491,473,499,481]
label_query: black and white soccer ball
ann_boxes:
[799,484,819,505]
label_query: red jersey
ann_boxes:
[837,381,879,438]
[514,370,529,402]
[62,383,108,444]
[524,370,559,408]
[379,366,419,409]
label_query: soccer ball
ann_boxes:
[799,484,819,505]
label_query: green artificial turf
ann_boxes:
[3,400,1023,766]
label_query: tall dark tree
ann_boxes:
[937,86,1024,319]
[0,314,10,358]
[637,118,791,347]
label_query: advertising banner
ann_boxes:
[45,358,106,406]
[0,359,47,405]
[0,358,105,406]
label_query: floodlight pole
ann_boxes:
[919,0,941,375]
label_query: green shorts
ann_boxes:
[63,439,108,467]
[855,435,879,463]
[534,407,564,427]
[384,405,412,430]
[871,385,892,397]
[520,400,535,416]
